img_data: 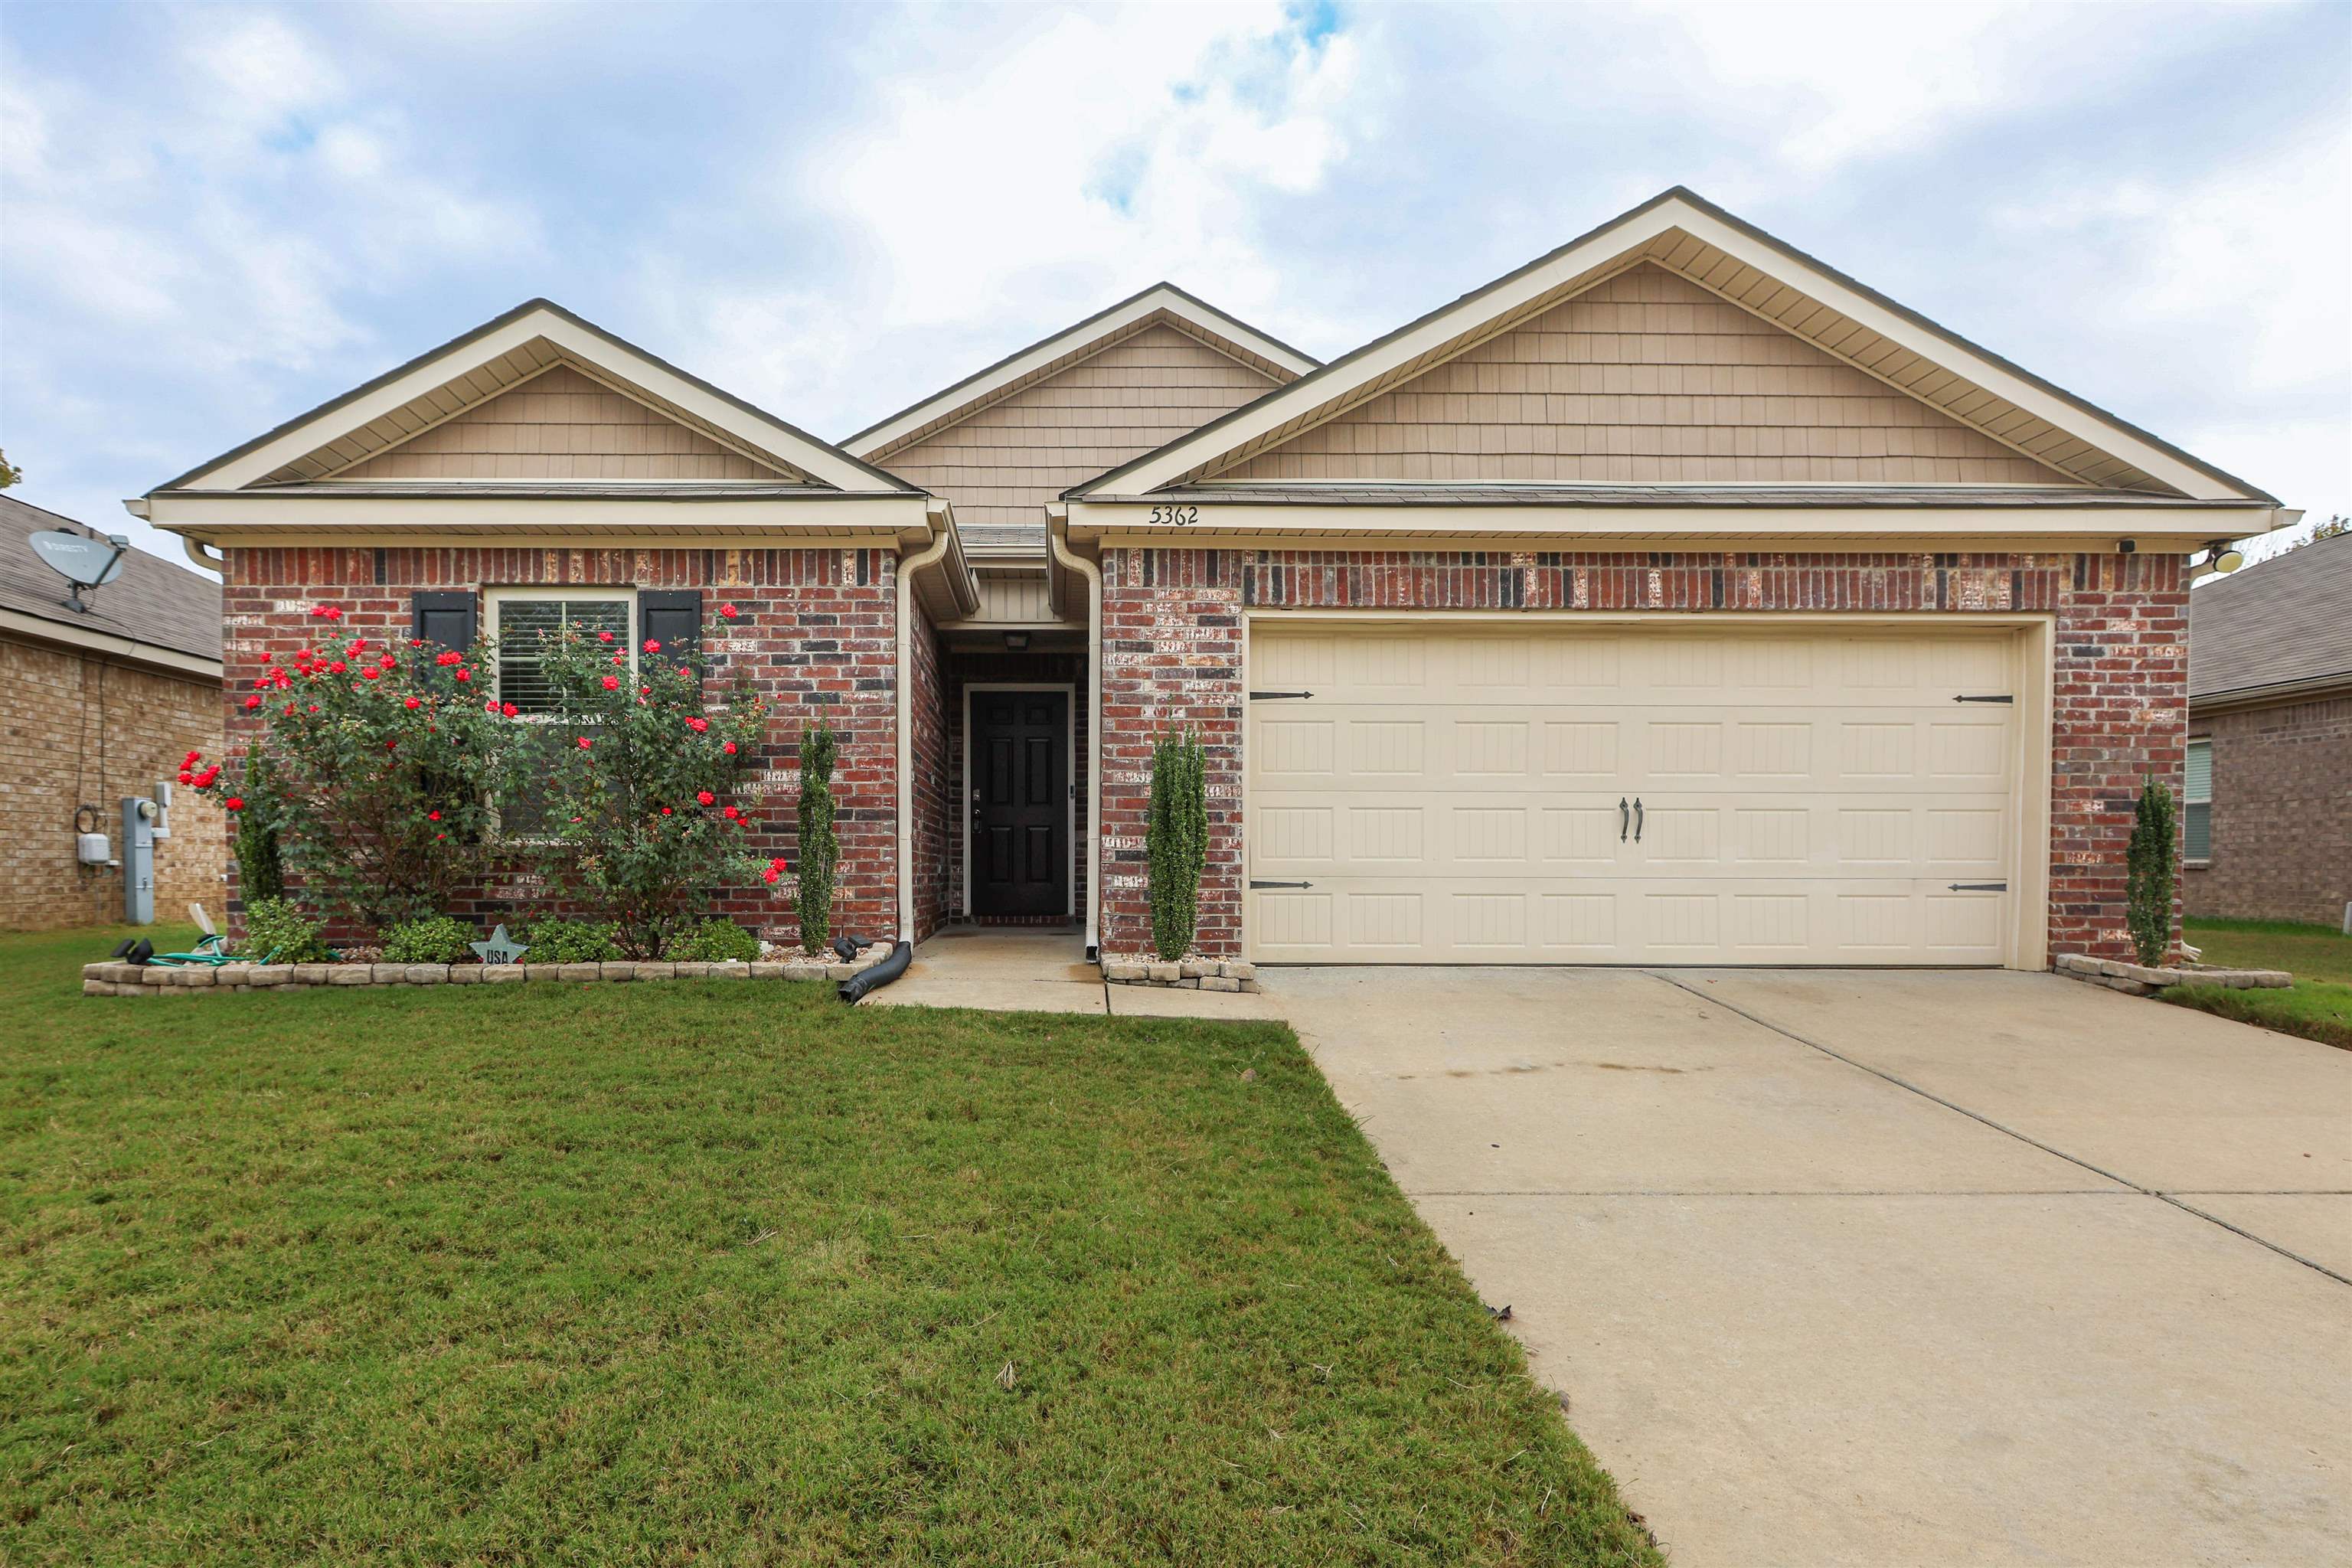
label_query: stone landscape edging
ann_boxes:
[80,949,885,995]
[2050,952,2291,998]
[1099,956,1261,993]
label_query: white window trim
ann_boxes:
[485,586,639,841]
[2184,735,2213,867]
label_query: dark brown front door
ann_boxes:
[970,689,1068,917]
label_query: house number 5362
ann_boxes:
[1148,504,1200,526]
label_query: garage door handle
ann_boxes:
[1633,797,1644,844]
[1250,880,1313,890]
[1619,798,1629,841]
[1947,881,2007,892]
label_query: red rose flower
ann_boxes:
[309,604,343,620]
[577,736,593,750]
[501,702,519,718]
[598,630,614,643]
[362,668,381,681]
[485,699,501,714]
[685,717,709,733]
[722,740,737,755]
[719,603,739,619]
[762,866,780,884]
[602,675,620,691]
[427,809,441,822]
[329,660,348,674]
[177,769,194,785]
[245,694,262,709]
[723,805,741,821]
[224,796,244,811]
[403,695,421,710]
[258,652,273,664]
[454,668,471,681]
[660,806,673,815]
[642,639,662,654]
[696,790,715,805]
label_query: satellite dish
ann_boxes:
[28,528,130,611]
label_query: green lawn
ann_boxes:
[0,926,1656,1566]
[2167,917,2352,1050]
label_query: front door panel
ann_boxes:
[971,690,1068,917]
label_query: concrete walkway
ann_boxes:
[1266,966,2352,1568]
[866,926,1282,1020]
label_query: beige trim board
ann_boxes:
[147,489,939,541]
[1074,190,2272,505]
[1236,609,2053,971]
[1068,498,2282,548]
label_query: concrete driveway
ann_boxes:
[1263,966,2352,1568]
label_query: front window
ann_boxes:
[488,589,635,833]
[2184,737,2212,864]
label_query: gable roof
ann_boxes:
[152,298,920,498]
[844,283,1316,464]
[1,495,220,670]
[2190,531,2352,706]
[1069,188,2277,505]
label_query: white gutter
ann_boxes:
[895,501,959,943]
[1047,503,1103,959]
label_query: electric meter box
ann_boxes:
[77,831,112,865]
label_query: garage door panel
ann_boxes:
[1247,625,2020,965]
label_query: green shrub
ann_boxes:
[381,915,476,965]
[230,750,285,904]
[522,920,622,963]
[1146,728,1207,961]
[795,723,840,956]
[663,918,763,963]
[2127,776,2177,968]
[240,897,330,964]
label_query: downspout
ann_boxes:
[895,501,959,947]
[1047,504,1102,961]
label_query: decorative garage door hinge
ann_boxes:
[1952,694,2014,704]
[1250,880,1314,890]
[1946,882,2008,892]
[1249,690,1314,701]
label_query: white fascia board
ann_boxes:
[149,488,938,538]
[846,286,1315,459]
[1,606,221,678]
[1063,498,2283,544]
[180,308,895,495]
[1087,196,2258,503]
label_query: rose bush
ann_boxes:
[185,625,509,929]
[513,619,773,958]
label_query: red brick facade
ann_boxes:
[221,544,901,946]
[1098,547,2187,964]
[2186,693,2352,926]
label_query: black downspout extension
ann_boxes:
[838,941,912,1004]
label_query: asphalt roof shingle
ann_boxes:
[2188,529,2352,704]
[0,495,222,666]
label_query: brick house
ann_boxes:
[2184,531,2351,928]
[2,495,225,930]
[137,188,2296,967]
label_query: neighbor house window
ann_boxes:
[2184,737,2212,863]
[488,588,635,833]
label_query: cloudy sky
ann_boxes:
[4,1,2345,576]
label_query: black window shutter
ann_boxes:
[637,589,703,675]
[413,591,477,653]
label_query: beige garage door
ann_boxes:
[1246,622,2024,965]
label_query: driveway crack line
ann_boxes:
[1643,971,2350,1289]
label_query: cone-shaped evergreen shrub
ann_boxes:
[2125,776,2177,968]
[797,723,840,955]
[1146,728,1207,961]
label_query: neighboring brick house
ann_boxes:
[2184,531,2352,928]
[2,495,224,930]
[140,188,2297,968]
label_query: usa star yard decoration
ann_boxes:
[470,924,528,965]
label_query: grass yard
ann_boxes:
[0,926,1656,1566]
[2167,917,2352,1050]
